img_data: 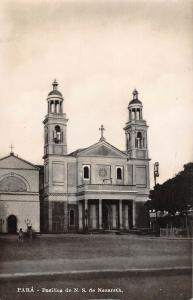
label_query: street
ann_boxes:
[0,234,192,300]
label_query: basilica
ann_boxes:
[0,81,150,233]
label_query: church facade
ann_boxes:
[0,81,150,234]
[42,81,150,233]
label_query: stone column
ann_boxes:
[85,199,88,230]
[64,202,68,232]
[134,109,137,120]
[132,164,136,185]
[132,201,136,228]
[129,109,131,121]
[140,109,143,120]
[60,102,63,113]
[125,205,129,230]
[132,109,135,120]
[112,204,116,229]
[119,200,123,230]
[48,201,52,232]
[78,202,83,231]
[99,199,102,230]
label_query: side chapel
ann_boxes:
[0,150,40,233]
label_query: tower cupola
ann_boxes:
[128,89,143,121]
[47,79,63,114]
[43,80,68,157]
[124,89,148,158]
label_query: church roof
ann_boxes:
[69,148,87,157]
[69,140,127,159]
[0,153,39,170]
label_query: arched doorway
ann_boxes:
[7,215,17,233]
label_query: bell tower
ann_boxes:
[124,89,149,160]
[43,80,68,158]
[42,80,69,233]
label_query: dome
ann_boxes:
[48,90,63,97]
[129,98,142,105]
[129,89,142,105]
[48,79,63,97]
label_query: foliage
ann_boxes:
[146,163,193,215]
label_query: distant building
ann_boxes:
[0,81,150,233]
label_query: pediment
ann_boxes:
[77,141,127,158]
[0,154,38,170]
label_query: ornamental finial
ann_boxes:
[132,89,138,100]
[52,79,58,90]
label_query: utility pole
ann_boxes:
[154,162,159,186]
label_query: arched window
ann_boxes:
[132,109,135,120]
[136,108,140,120]
[126,133,131,149]
[117,167,122,180]
[54,125,61,144]
[83,165,90,179]
[50,101,55,113]
[0,176,27,192]
[55,101,61,114]
[69,210,75,226]
[136,132,142,148]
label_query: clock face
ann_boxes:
[99,168,107,177]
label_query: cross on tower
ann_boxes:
[52,79,58,90]
[99,125,106,141]
[132,89,138,100]
[10,144,14,155]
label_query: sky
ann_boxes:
[0,0,192,187]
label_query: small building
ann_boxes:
[0,153,40,233]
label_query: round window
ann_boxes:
[99,168,107,177]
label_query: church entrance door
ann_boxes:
[102,201,118,230]
[7,215,17,233]
[102,203,109,229]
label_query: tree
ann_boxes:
[146,162,193,215]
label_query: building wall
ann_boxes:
[0,194,40,233]
[77,156,129,186]
[0,155,40,233]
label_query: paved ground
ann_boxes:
[0,234,192,274]
[0,234,192,300]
